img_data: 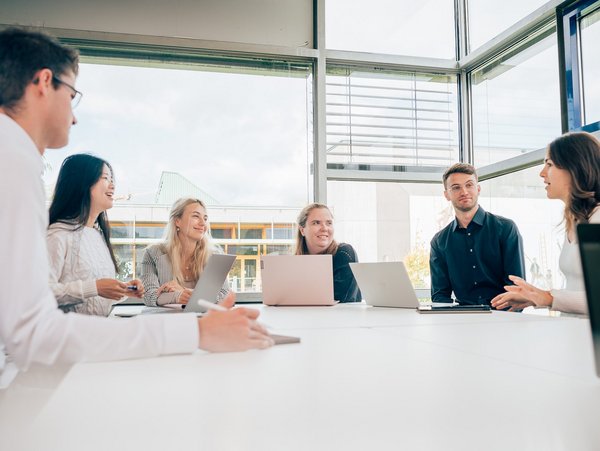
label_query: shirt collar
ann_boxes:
[451,205,486,231]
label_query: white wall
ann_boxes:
[0,0,313,48]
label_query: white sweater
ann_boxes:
[47,222,117,316]
[551,207,600,315]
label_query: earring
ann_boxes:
[176,227,180,232]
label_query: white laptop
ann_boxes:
[260,255,336,306]
[349,261,419,308]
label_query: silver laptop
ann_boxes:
[260,255,336,306]
[139,253,236,315]
[350,261,419,308]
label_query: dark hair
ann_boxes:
[0,27,79,112]
[442,163,478,188]
[547,132,600,234]
[49,154,118,271]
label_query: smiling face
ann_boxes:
[443,172,480,213]
[299,207,334,255]
[89,164,114,213]
[539,153,572,203]
[176,202,208,243]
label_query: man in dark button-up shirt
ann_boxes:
[430,163,525,305]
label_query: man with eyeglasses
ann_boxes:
[429,163,525,305]
[0,28,273,388]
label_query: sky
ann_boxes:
[42,62,312,207]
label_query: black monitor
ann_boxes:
[577,223,600,378]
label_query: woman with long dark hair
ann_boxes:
[492,132,600,314]
[47,154,144,315]
[295,203,361,302]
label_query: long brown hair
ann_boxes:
[294,203,339,255]
[547,132,600,235]
[163,198,215,284]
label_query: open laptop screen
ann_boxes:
[577,223,600,378]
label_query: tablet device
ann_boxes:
[417,304,491,313]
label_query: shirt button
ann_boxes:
[468,233,471,236]
[474,282,478,285]
[472,265,476,269]
[469,249,473,252]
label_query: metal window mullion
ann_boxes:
[455,0,469,59]
[459,70,473,165]
[313,0,327,203]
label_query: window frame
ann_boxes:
[557,0,600,132]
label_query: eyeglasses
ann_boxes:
[447,181,478,194]
[52,76,83,109]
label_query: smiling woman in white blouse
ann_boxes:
[47,154,144,316]
[492,132,600,314]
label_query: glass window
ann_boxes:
[227,245,259,256]
[479,165,565,289]
[42,59,311,207]
[135,223,166,239]
[266,244,293,255]
[266,226,295,240]
[211,226,234,239]
[134,244,147,280]
[327,181,447,289]
[326,0,455,58]
[327,67,459,171]
[468,0,549,52]
[329,166,566,291]
[113,244,134,282]
[239,228,263,240]
[581,7,600,125]
[471,32,561,166]
[41,55,312,292]
[110,221,133,239]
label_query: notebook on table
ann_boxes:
[577,223,600,378]
[260,254,336,306]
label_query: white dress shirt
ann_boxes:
[0,114,198,388]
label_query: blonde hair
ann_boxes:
[294,203,339,255]
[163,198,214,284]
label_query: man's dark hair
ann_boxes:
[442,163,478,188]
[0,27,79,112]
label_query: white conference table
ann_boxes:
[1,304,599,451]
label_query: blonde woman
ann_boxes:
[141,198,228,306]
[295,203,361,302]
